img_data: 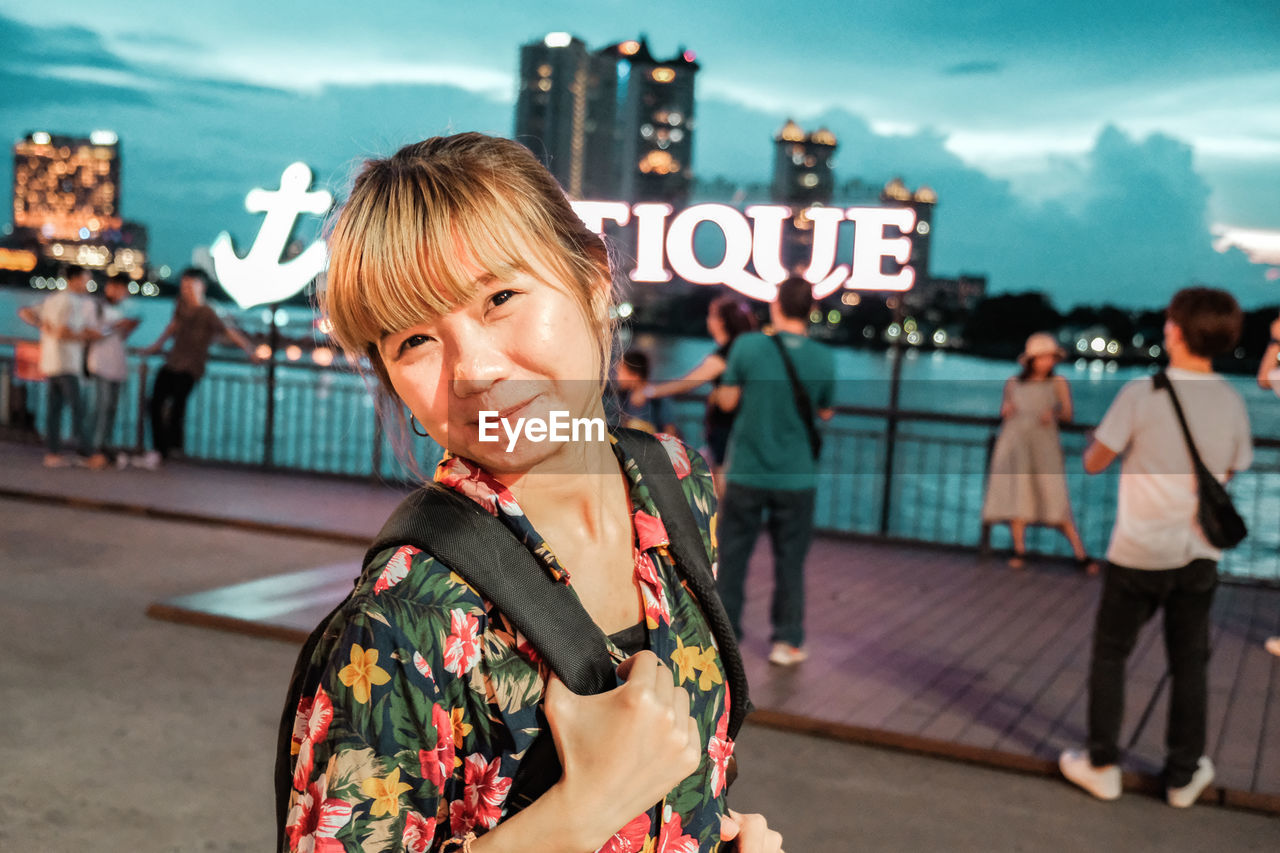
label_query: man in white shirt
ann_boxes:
[84,273,140,470]
[17,265,96,467]
[1060,287,1252,809]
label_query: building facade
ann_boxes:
[879,177,935,286]
[771,119,838,273]
[514,34,699,205]
[10,130,147,277]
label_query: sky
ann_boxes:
[2,0,1278,308]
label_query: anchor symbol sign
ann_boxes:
[211,162,334,309]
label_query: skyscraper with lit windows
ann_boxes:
[514,34,699,205]
[771,120,838,272]
[880,177,935,284]
[11,130,147,276]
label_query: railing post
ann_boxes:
[978,431,998,555]
[262,303,279,469]
[878,341,905,536]
[135,360,149,452]
[370,405,384,481]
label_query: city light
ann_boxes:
[89,130,118,145]
[619,40,640,55]
[651,67,676,83]
[311,347,335,367]
[286,345,303,361]
[31,131,51,145]
[544,32,573,48]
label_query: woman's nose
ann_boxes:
[448,329,507,397]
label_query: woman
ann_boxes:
[982,332,1097,572]
[280,134,781,853]
[640,297,757,494]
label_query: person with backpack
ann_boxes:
[277,134,777,853]
[1059,287,1252,808]
[710,276,835,667]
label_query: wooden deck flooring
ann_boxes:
[148,532,1280,811]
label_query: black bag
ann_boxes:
[768,333,823,459]
[274,428,750,848]
[1152,371,1247,549]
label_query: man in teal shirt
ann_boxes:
[713,276,835,665]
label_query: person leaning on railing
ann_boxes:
[1260,311,1280,658]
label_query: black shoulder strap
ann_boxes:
[364,485,617,694]
[769,333,821,459]
[613,429,752,739]
[1152,371,1210,474]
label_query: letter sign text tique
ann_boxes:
[570,200,917,301]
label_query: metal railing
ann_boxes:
[3,337,1277,583]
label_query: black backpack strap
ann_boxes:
[364,485,616,694]
[768,333,822,460]
[613,429,753,738]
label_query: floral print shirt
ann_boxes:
[283,433,733,852]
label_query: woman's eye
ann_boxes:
[398,334,434,355]
[490,289,517,309]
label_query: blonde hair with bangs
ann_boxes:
[323,133,616,395]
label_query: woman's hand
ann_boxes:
[720,809,784,852]
[542,651,702,850]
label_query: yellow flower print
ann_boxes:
[694,648,723,691]
[361,766,413,818]
[338,644,391,704]
[641,836,656,853]
[449,707,472,768]
[670,636,701,686]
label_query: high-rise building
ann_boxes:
[880,177,936,285]
[604,37,699,205]
[514,34,699,205]
[514,33,616,200]
[10,130,147,277]
[771,120,838,273]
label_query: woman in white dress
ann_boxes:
[982,332,1097,571]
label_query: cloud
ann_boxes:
[941,61,1004,76]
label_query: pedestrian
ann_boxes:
[1257,311,1280,658]
[278,133,780,852]
[642,295,757,495]
[981,332,1099,572]
[1256,311,1280,396]
[84,272,140,470]
[136,268,258,468]
[712,275,835,666]
[609,348,676,434]
[1059,287,1252,808]
[16,264,95,467]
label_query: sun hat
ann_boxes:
[1018,332,1067,365]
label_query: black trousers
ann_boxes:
[1086,559,1217,788]
[149,366,198,458]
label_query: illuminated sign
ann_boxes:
[212,163,333,309]
[571,200,916,301]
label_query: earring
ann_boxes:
[409,413,429,438]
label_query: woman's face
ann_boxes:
[1030,353,1057,376]
[379,263,605,475]
[706,309,727,345]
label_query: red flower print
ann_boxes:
[633,510,669,552]
[707,704,734,797]
[286,775,352,853]
[656,433,692,479]
[449,754,513,834]
[374,545,419,594]
[292,688,334,790]
[435,457,525,517]
[418,704,456,789]
[412,651,433,683]
[655,811,697,853]
[596,812,650,853]
[401,810,437,853]
[443,609,482,676]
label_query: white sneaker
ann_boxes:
[1167,756,1215,808]
[768,643,808,666]
[1059,749,1121,801]
[132,451,162,470]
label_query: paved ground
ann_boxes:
[3,496,1276,851]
